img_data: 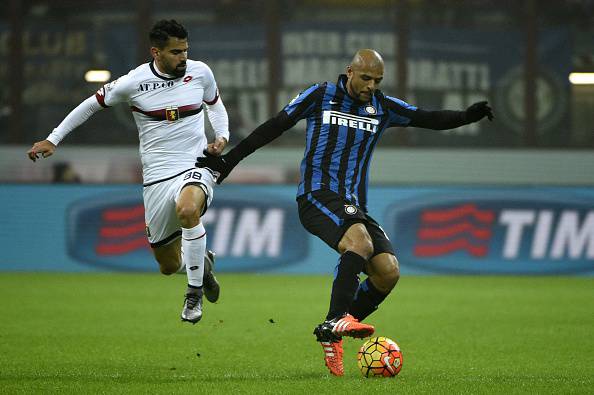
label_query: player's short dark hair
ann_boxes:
[149,19,188,49]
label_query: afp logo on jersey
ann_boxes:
[384,192,594,274]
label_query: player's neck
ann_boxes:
[153,61,175,78]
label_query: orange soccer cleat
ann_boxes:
[319,339,344,376]
[331,314,375,338]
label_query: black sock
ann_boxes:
[349,278,389,321]
[326,251,367,320]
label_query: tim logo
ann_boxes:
[414,204,494,257]
[96,204,148,256]
[67,191,307,272]
[385,192,594,274]
[322,110,378,133]
[67,195,151,271]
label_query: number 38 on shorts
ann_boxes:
[183,171,202,181]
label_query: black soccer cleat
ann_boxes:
[314,314,374,340]
[203,250,220,303]
[313,320,343,343]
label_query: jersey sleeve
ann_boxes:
[384,95,418,127]
[201,63,219,105]
[282,84,321,123]
[95,73,134,108]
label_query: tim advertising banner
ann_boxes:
[384,189,594,274]
[66,189,307,272]
[1,185,593,275]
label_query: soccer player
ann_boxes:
[197,49,493,376]
[27,20,227,325]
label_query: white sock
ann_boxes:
[176,245,186,273]
[182,223,206,288]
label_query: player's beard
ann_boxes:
[172,63,186,78]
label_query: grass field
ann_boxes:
[1,273,593,394]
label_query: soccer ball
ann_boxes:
[357,336,403,378]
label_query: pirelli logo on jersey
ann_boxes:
[322,110,379,133]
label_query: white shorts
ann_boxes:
[143,168,215,247]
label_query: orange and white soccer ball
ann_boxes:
[357,336,403,378]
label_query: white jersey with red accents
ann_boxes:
[95,59,221,185]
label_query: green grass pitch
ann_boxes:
[1,273,593,394]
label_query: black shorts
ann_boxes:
[297,189,395,257]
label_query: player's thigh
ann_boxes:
[364,215,396,259]
[362,216,399,277]
[297,190,368,252]
[174,168,215,218]
[143,178,183,248]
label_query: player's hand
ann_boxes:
[27,140,56,162]
[196,151,234,184]
[465,101,494,122]
[206,137,228,156]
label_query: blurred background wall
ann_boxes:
[1,0,593,184]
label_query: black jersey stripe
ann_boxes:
[302,85,328,193]
[349,127,373,207]
[349,97,385,207]
[336,95,359,199]
[319,86,345,188]
[356,117,389,209]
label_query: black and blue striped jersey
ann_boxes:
[211,74,476,212]
[282,74,417,212]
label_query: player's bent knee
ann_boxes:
[340,240,373,259]
[355,239,374,259]
[339,225,374,259]
[157,259,179,275]
[159,265,176,275]
[384,258,400,290]
[372,256,400,293]
[175,204,200,225]
[154,252,180,275]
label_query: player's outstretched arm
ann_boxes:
[196,111,295,184]
[27,140,56,162]
[408,101,494,130]
[26,95,104,162]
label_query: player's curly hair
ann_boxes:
[149,19,188,48]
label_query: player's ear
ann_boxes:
[150,47,159,60]
[346,65,353,77]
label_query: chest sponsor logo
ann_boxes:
[385,194,594,274]
[137,80,176,92]
[322,110,378,133]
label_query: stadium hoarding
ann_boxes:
[385,190,594,274]
[1,185,593,275]
[65,189,307,272]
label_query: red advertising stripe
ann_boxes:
[414,238,488,257]
[418,222,492,240]
[102,205,145,222]
[99,221,146,238]
[421,204,494,224]
[96,237,149,255]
